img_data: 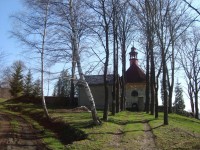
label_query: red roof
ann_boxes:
[125,63,146,83]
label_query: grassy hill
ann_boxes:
[0,98,200,150]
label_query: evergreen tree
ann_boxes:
[24,69,33,96]
[9,61,25,97]
[173,80,185,113]
[32,79,41,97]
[53,69,71,97]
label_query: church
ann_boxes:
[78,46,146,111]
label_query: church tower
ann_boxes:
[129,46,138,66]
[125,46,146,111]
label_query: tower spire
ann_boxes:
[129,46,138,66]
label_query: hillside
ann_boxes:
[0,98,200,149]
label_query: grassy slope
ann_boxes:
[0,98,200,150]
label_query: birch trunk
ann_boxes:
[41,0,50,119]
[69,0,101,125]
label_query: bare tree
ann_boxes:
[69,0,101,124]
[84,0,113,121]
[10,0,53,118]
[129,0,156,115]
[118,1,135,111]
[178,28,200,119]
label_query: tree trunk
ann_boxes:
[194,93,199,119]
[145,45,150,113]
[116,76,120,113]
[69,0,100,125]
[116,17,120,113]
[112,27,116,115]
[162,52,168,125]
[41,0,50,119]
[103,27,110,120]
[188,82,195,115]
[121,41,126,111]
[155,82,159,118]
[70,45,76,107]
[150,45,155,115]
[103,28,109,120]
[194,75,199,119]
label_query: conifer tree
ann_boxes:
[173,80,185,113]
[32,79,41,97]
[9,61,25,98]
[53,69,71,97]
[24,69,33,96]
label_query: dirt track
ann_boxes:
[0,112,49,150]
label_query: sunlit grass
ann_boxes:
[1,98,200,150]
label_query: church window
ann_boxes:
[131,90,138,97]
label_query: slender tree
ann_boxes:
[178,28,200,119]
[84,0,113,121]
[118,1,135,111]
[11,0,53,118]
[69,0,101,124]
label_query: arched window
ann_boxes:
[131,90,138,97]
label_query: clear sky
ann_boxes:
[0,0,24,66]
[0,0,200,111]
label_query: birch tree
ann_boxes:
[11,0,52,118]
[69,0,101,124]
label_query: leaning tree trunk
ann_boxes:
[69,0,101,125]
[41,0,50,119]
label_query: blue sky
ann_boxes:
[0,0,24,65]
[0,0,200,110]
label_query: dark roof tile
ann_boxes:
[125,63,146,83]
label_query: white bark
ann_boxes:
[69,0,100,125]
[41,0,50,118]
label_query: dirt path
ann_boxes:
[140,120,157,150]
[0,112,49,150]
[109,112,158,150]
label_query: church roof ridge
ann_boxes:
[84,74,113,85]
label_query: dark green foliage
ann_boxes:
[32,79,41,97]
[173,80,185,113]
[23,69,33,96]
[9,61,25,97]
[53,69,71,97]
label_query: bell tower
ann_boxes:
[129,46,138,66]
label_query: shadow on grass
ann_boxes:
[108,118,155,125]
[86,129,144,139]
[2,98,88,145]
[170,114,200,125]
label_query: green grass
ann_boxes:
[148,113,200,149]
[0,103,65,150]
[0,98,8,103]
[10,119,20,132]
[1,99,200,150]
